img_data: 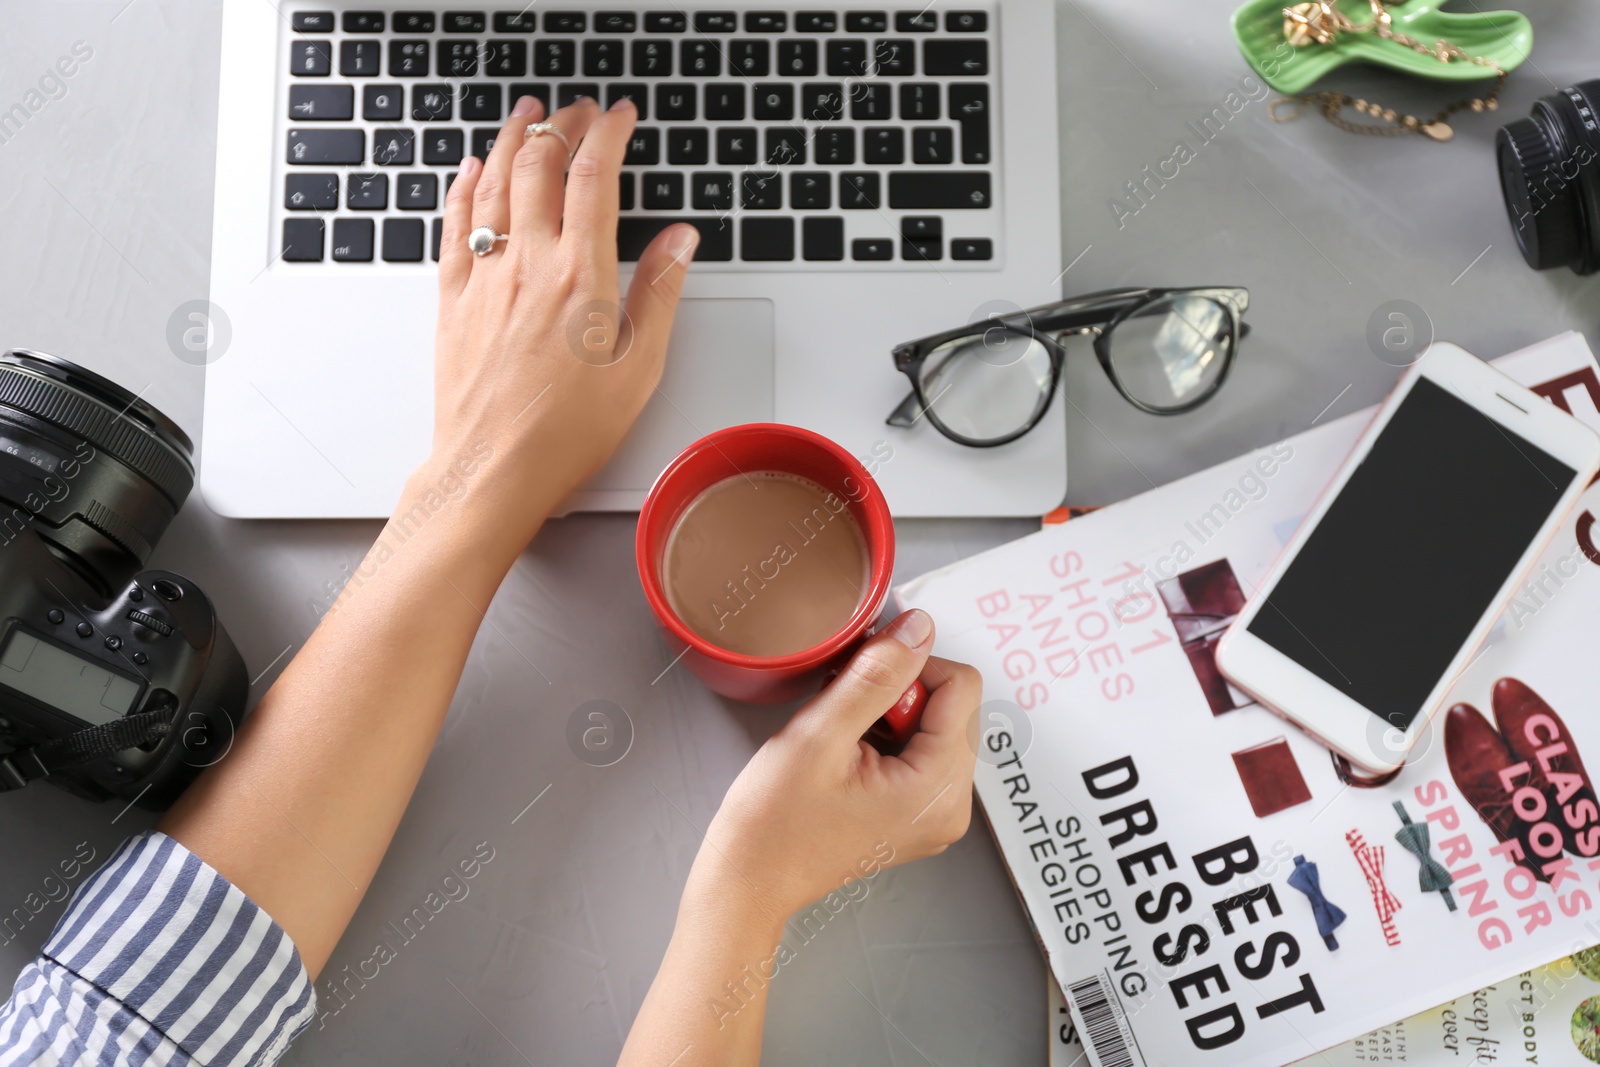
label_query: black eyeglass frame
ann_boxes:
[886,286,1251,448]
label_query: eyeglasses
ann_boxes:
[885,287,1250,448]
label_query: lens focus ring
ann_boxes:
[0,366,193,506]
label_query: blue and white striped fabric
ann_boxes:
[0,831,316,1066]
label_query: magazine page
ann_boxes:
[902,334,1600,1067]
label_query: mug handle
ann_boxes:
[867,678,929,750]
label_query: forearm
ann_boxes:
[159,450,555,976]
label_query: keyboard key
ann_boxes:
[364,85,403,120]
[802,83,843,120]
[644,12,686,32]
[851,83,891,119]
[595,11,636,32]
[632,39,672,76]
[729,40,769,76]
[394,12,435,32]
[432,217,444,260]
[606,83,648,118]
[372,128,415,165]
[765,128,806,165]
[903,236,942,261]
[845,12,887,32]
[896,11,937,31]
[740,171,781,209]
[289,84,352,120]
[746,12,785,32]
[901,216,941,240]
[343,12,384,32]
[290,40,331,76]
[285,173,338,210]
[641,172,683,209]
[441,40,479,77]
[625,127,660,164]
[340,40,381,76]
[508,83,551,112]
[900,83,939,120]
[862,126,903,163]
[557,83,600,108]
[889,171,990,208]
[470,128,499,160]
[493,12,536,32]
[741,217,793,261]
[292,11,333,31]
[541,11,584,32]
[585,40,624,76]
[383,218,426,261]
[618,217,732,261]
[827,40,869,77]
[390,40,430,76]
[951,237,992,260]
[693,12,737,32]
[704,84,744,120]
[655,85,695,120]
[667,127,709,165]
[283,218,324,260]
[802,216,844,260]
[777,40,818,76]
[913,126,953,164]
[461,83,502,120]
[347,172,388,209]
[332,218,374,261]
[681,41,721,76]
[814,128,853,164]
[484,40,527,76]
[445,12,486,32]
[874,39,913,75]
[949,84,990,164]
[690,172,733,211]
[288,128,363,164]
[796,12,837,33]
[752,84,793,120]
[839,172,880,209]
[412,84,453,120]
[619,171,635,210]
[925,39,988,76]
[397,172,438,209]
[715,127,756,164]
[423,127,465,164]
[947,10,987,32]
[852,237,892,260]
[535,40,575,77]
[790,171,830,208]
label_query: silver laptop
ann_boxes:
[205,0,1065,518]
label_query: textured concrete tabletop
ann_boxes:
[1,1,1598,1064]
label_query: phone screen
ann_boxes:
[1247,376,1577,729]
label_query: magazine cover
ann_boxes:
[900,333,1600,1067]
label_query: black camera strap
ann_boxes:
[0,710,173,792]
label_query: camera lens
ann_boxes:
[1496,79,1600,275]
[0,350,193,591]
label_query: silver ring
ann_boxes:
[524,121,572,156]
[468,225,508,257]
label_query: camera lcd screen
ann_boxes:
[1246,377,1577,728]
[0,631,141,726]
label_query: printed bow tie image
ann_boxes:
[1444,677,1599,884]
[1392,801,1455,911]
[1287,855,1346,950]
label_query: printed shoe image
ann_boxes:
[1444,701,1551,882]
[1492,677,1600,858]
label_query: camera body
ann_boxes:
[0,349,248,808]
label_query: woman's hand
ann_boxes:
[430,94,699,554]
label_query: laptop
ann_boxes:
[205,0,1066,518]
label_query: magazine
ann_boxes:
[898,333,1600,1067]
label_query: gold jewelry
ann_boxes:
[1273,0,1505,141]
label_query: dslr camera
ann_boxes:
[0,350,247,808]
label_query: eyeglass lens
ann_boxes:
[916,328,1054,443]
[1106,294,1232,410]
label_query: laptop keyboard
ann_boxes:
[277,6,1000,268]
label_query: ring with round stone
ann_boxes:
[523,121,572,154]
[467,225,508,257]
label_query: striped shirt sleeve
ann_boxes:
[0,831,317,1067]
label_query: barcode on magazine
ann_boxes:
[1066,973,1140,1067]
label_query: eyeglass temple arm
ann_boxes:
[886,389,922,428]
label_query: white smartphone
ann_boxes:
[1216,343,1600,774]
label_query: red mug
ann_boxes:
[635,423,925,745]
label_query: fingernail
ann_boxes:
[511,95,536,117]
[667,224,700,258]
[609,96,634,111]
[457,155,475,177]
[886,609,933,650]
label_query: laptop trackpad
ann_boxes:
[585,298,776,491]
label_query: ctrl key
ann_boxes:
[282,218,324,261]
[332,218,375,262]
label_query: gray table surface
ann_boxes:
[2,2,1598,1064]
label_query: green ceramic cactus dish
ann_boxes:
[1231,0,1533,94]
